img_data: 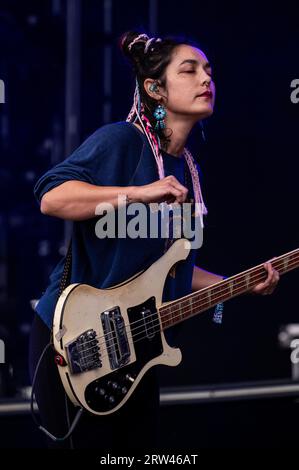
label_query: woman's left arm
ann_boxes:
[191,265,225,292]
[192,262,280,295]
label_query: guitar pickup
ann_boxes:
[101,307,130,370]
[141,307,156,339]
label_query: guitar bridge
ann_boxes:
[65,329,102,374]
[101,307,130,370]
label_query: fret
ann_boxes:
[178,303,183,321]
[240,275,250,291]
[275,251,299,274]
[169,307,174,326]
[220,279,234,302]
[160,247,299,331]
[185,297,193,318]
[210,284,223,304]
[228,280,234,296]
[245,273,251,290]
[181,295,195,321]
[283,257,289,272]
[162,307,171,328]
[198,290,211,311]
[289,252,299,269]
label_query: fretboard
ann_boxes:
[159,247,299,330]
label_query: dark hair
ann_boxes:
[119,30,200,151]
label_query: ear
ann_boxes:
[143,78,161,100]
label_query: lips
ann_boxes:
[197,91,213,98]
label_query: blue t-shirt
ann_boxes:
[33,121,201,329]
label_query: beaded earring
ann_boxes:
[153,104,167,130]
[149,82,167,131]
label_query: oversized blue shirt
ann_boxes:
[33,121,200,329]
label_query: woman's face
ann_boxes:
[161,44,215,120]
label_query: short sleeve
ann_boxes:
[33,122,143,204]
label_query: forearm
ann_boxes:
[40,180,137,221]
[191,265,225,291]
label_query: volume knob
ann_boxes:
[107,381,118,390]
[95,386,105,396]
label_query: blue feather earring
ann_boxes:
[149,82,167,130]
[153,104,167,130]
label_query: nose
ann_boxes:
[201,69,212,88]
[202,74,211,87]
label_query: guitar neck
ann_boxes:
[160,247,299,330]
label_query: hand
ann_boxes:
[250,260,280,295]
[132,175,188,205]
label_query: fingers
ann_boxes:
[259,262,280,295]
[165,175,188,203]
[167,186,186,203]
[265,262,280,283]
[251,260,280,296]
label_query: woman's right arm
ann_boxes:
[40,176,188,221]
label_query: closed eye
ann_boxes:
[182,69,213,78]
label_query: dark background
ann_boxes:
[0,0,299,448]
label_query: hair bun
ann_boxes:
[119,31,149,59]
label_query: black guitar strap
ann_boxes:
[50,239,72,347]
[58,239,73,299]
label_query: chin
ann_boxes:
[204,107,214,117]
[195,106,214,119]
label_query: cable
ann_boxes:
[30,341,84,444]
[64,391,75,449]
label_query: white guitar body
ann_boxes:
[53,234,299,416]
[53,238,191,415]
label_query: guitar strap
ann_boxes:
[50,239,72,346]
[57,240,72,299]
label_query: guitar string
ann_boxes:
[73,257,299,363]
[92,256,299,347]
[76,256,299,360]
